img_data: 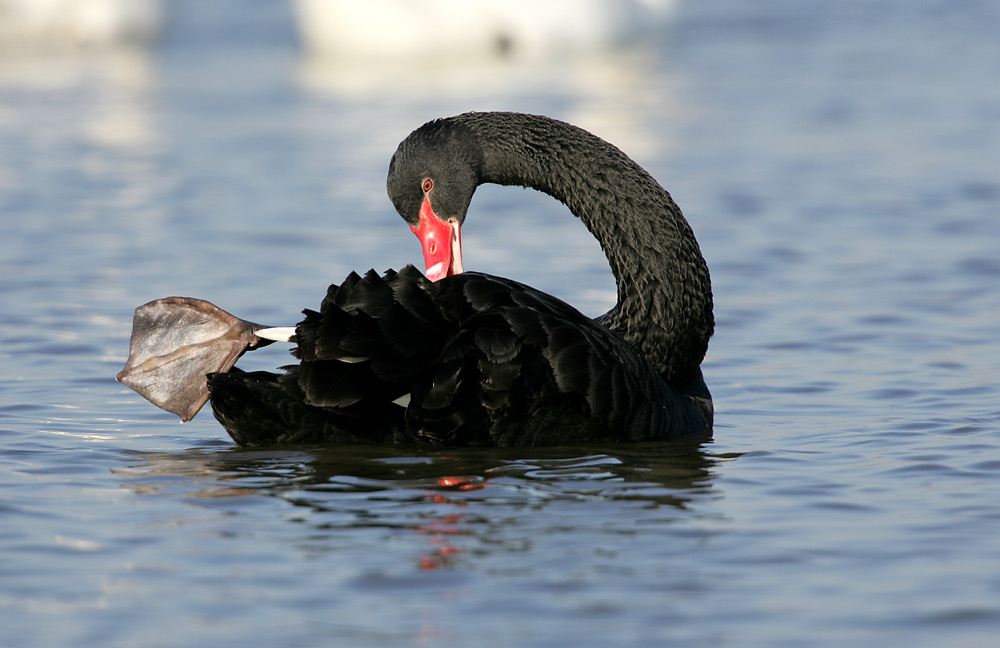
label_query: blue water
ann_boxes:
[2,1,999,646]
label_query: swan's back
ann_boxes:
[210,266,711,446]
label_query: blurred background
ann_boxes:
[1,1,999,646]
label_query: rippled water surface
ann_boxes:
[2,1,999,646]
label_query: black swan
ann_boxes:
[116,112,714,446]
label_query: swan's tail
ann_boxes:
[207,368,403,446]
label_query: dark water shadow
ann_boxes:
[114,442,733,570]
[116,441,728,507]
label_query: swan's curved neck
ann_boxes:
[456,112,714,384]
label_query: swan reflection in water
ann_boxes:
[116,443,728,570]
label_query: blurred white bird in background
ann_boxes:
[292,0,678,61]
[0,0,164,48]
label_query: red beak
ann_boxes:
[410,197,464,282]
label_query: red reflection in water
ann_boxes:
[414,475,487,570]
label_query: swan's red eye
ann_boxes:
[422,178,434,193]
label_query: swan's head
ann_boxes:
[387,117,482,281]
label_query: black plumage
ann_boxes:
[207,112,714,446]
